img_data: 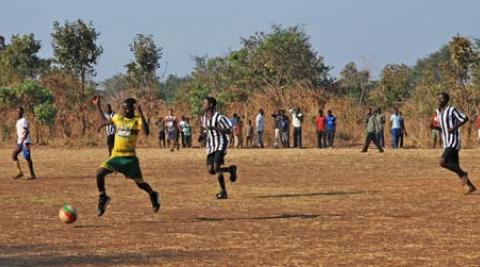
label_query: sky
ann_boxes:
[1,0,479,81]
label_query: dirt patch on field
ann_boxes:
[1,148,480,266]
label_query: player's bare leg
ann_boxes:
[24,144,36,180]
[96,167,113,217]
[12,147,23,179]
[135,180,160,212]
[440,158,476,195]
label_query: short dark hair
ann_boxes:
[439,92,450,102]
[18,106,24,112]
[124,98,137,107]
[205,96,217,108]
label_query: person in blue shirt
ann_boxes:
[326,110,336,148]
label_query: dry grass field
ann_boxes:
[1,147,480,266]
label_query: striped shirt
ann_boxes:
[437,106,467,150]
[201,112,232,155]
[105,112,116,136]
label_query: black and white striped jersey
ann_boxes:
[437,106,467,150]
[201,112,232,155]
[105,112,116,135]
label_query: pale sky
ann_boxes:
[2,0,479,81]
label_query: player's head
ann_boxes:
[327,110,332,115]
[203,96,217,112]
[394,107,399,114]
[259,109,264,115]
[438,92,450,108]
[122,98,136,118]
[17,107,24,118]
[106,104,113,114]
[168,109,174,116]
[318,109,323,116]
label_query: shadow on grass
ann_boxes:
[72,225,112,229]
[0,244,215,266]
[255,191,370,199]
[195,213,343,222]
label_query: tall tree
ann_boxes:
[51,19,103,135]
[338,62,370,103]
[370,64,414,107]
[0,34,46,85]
[125,34,162,123]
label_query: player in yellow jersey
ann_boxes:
[93,95,160,217]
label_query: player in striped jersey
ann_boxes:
[97,104,116,156]
[437,92,476,194]
[202,97,238,199]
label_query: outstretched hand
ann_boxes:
[92,94,100,105]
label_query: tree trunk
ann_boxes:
[80,69,87,136]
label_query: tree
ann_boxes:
[125,34,163,123]
[241,24,331,89]
[0,80,56,143]
[52,19,103,135]
[157,74,188,102]
[101,73,130,103]
[370,64,414,107]
[0,34,47,85]
[338,62,370,103]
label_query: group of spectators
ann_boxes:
[155,109,193,151]
[362,107,407,152]
[223,107,337,149]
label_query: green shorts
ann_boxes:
[100,156,143,182]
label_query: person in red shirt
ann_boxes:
[430,113,442,148]
[316,109,327,148]
[470,112,480,144]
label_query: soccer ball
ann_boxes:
[59,204,78,224]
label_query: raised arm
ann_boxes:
[93,95,110,125]
[137,105,150,136]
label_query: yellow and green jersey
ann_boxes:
[111,114,143,157]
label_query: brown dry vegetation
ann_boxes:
[1,147,480,266]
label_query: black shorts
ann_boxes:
[107,134,115,147]
[207,151,225,166]
[441,148,459,165]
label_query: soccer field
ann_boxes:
[1,148,480,266]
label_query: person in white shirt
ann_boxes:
[178,116,187,148]
[390,108,402,149]
[289,107,304,148]
[12,107,36,180]
[165,109,179,152]
[255,109,265,148]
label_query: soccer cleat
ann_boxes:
[230,165,237,183]
[97,195,111,217]
[12,172,23,179]
[150,191,161,212]
[216,190,228,199]
[466,185,476,195]
[26,176,36,180]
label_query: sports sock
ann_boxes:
[220,166,232,173]
[97,175,106,196]
[218,174,226,192]
[136,182,154,194]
